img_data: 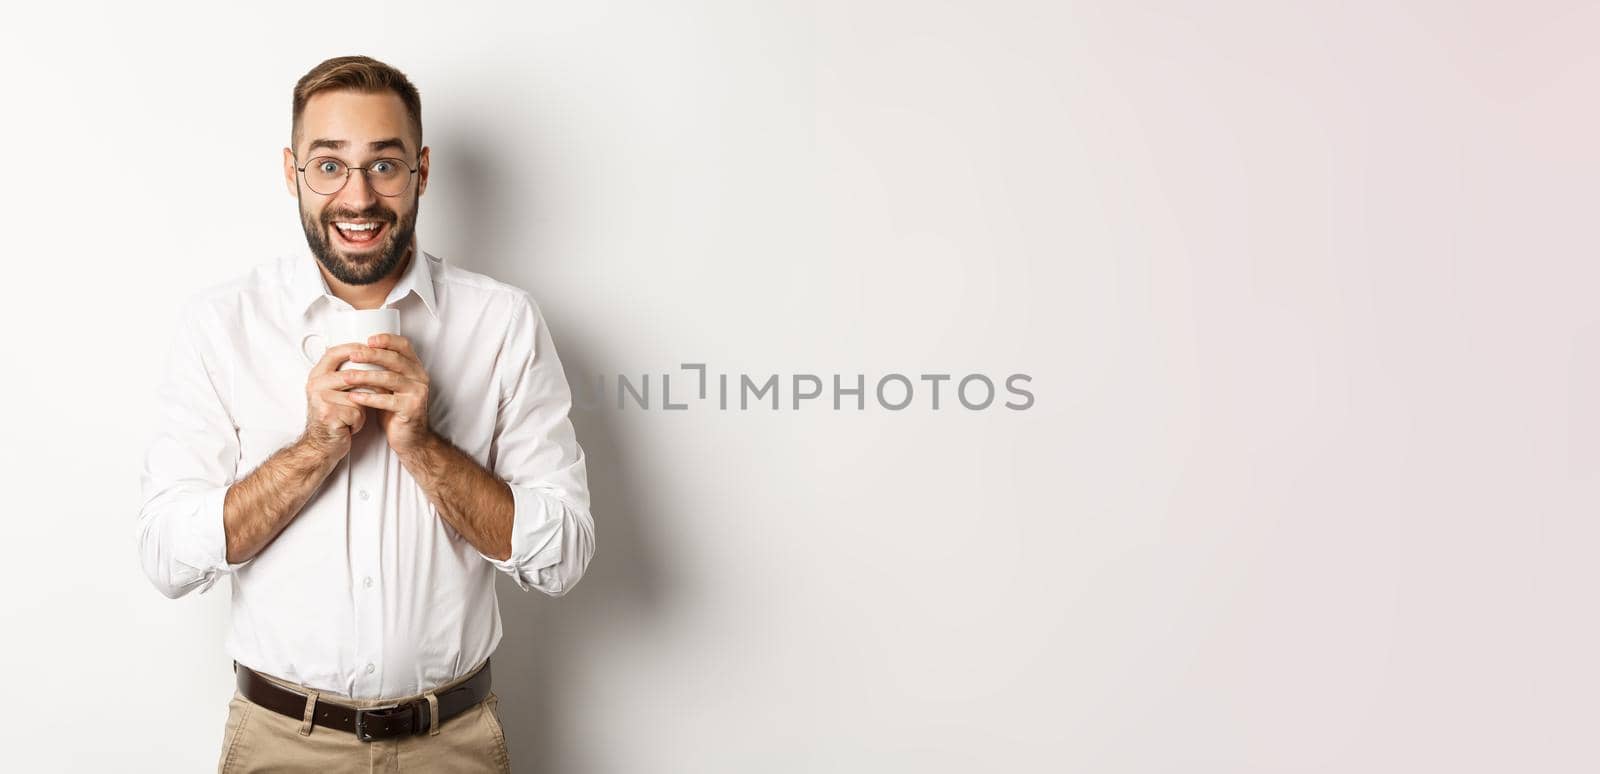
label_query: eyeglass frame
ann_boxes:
[293,153,423,197]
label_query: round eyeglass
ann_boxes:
[295,155,419,197]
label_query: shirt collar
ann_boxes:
[290,237,439,322]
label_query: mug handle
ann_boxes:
[300,332,325,367]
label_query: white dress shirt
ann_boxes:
[136,241,595,699]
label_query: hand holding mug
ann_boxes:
[301,342,372,459]
[340,333,435,457]
[297,308,403,458]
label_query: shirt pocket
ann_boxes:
[236,421,302,475]
[230,334,309,476]
[233,382,304,476]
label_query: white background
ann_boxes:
[1,1,1594,771]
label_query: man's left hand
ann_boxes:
[341,333,435,456]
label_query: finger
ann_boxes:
[310,371,365,394]
[346,390,401,413]
[311,375,393,398]
[333,405,364,429]
[311,398,363,430]
[349,345,422,380]
[310,342,367,377]
[317,388,367,407]
[367,333,418,361]
[340,369,408,391]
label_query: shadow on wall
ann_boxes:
[433,134,671,773]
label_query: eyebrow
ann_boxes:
[306,137,409,154]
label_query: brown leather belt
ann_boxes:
[233,658,492,742]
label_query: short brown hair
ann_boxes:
[291,55,422,154]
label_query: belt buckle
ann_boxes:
[353,702,409,742]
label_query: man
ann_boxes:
[136,55,596,773]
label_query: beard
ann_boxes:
[299,192,419,286]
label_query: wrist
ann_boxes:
[397,428,443,465]
[296,432,344,468]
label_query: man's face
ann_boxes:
[283,89,429,286]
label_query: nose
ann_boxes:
[335,166,379,210]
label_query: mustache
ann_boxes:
[320,207,396,224]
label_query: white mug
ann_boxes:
[300,308,402,394]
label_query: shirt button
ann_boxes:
[363,576,373,588]
[359,489,370,501]
[366,663,375,674]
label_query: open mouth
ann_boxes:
[330,219,389,250]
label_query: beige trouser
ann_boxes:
[216,659,511,773]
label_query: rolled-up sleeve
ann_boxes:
[136,297,250,599]
[481,291,596,596]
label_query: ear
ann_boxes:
[416,146,430,197]
[282,147,298,197]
